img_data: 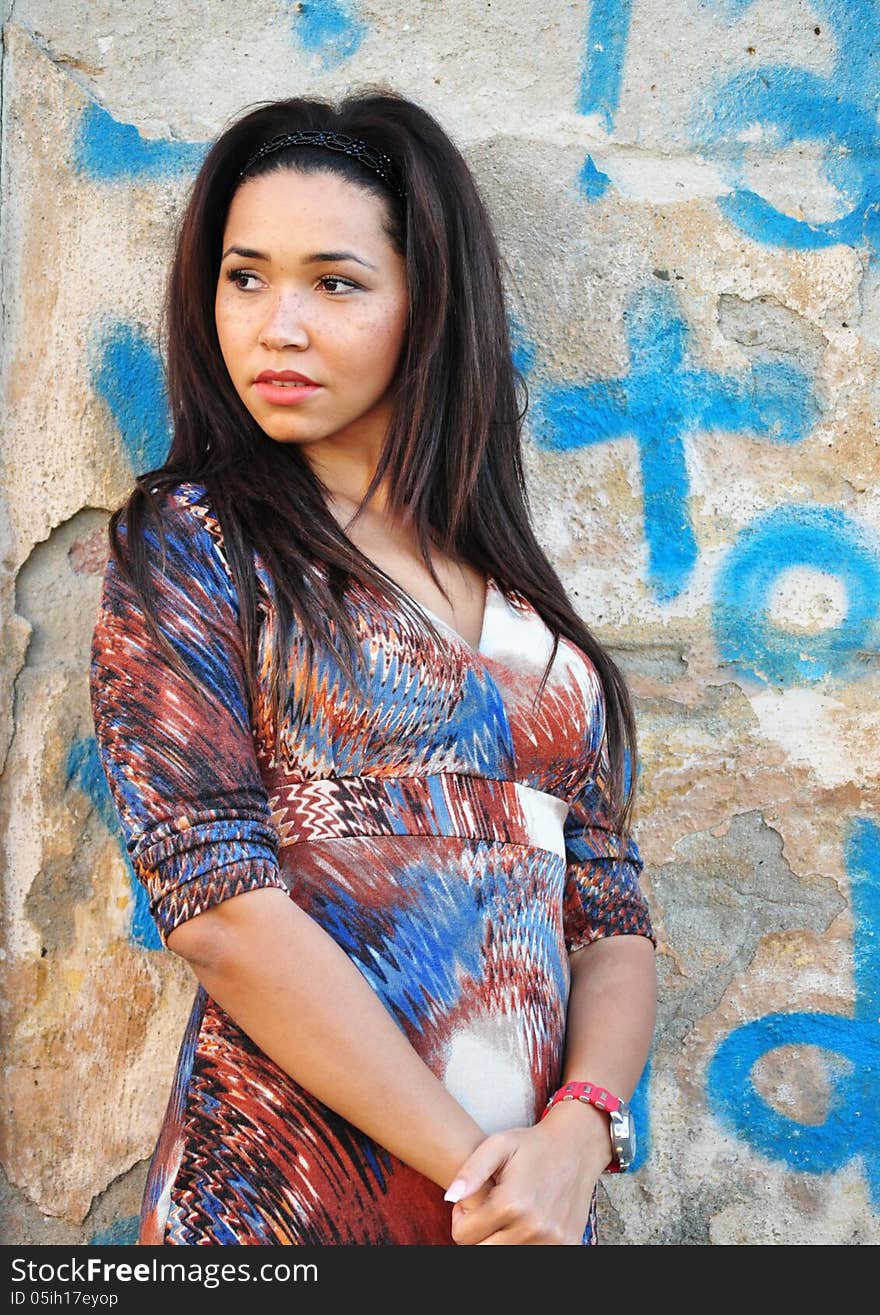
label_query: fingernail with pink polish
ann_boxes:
[443,1178,467,1203]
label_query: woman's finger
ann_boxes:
[443,1132,513,1203]
[450,1197,513,1245]
[452,1182,493,1211]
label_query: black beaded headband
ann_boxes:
[237,129,407,202]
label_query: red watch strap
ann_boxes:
[540,1080,622,1116]
[540,1081,623,1173]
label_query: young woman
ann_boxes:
[89,89,657,1246]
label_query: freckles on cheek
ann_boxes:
[218,302,252,333]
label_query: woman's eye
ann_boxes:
[319,275,359,294]
[226,269,261,291]
[223,270,360,294]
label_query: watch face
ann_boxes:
[610,1103,636,1169]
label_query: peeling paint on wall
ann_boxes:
[73,100,205,180]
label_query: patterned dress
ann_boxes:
[89,481,655,1246]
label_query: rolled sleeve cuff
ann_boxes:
[562,854,657,954]
[132,818,287,948]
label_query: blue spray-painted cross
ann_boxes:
[707,816,880,1211]
[527,283,817,602]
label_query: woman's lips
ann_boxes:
[254,380,322,406]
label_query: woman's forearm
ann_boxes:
[540,933,657,1158]
[166,886,487,1189]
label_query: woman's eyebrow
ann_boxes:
[303,250,378,270]
[221,243,377,271]
[221,244,268,261]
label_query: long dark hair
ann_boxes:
[105,87,642,848]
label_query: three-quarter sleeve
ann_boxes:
[89,485,288,950]
[561,719,657,954]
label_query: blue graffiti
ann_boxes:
[73,101,205,181]
[629,1055,651,1172]
[287,0,365,69]
[90,321,171,474]
[693,0,880,256]
[710,0,754,14]
[707,817,880,1210]
[713,504,880,687]
[88,1217,141,1246]
[579,1,880,258]
[578,0,634,131]
[509,312,537,379]
[578,155,612,201]
[705,0,752,14]
[68,737,162,951]
[77,321,178,947]
[75,0,364,187]
[529,283,817,601]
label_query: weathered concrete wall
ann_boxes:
[1,1,878,1245]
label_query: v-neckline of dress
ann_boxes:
[400,573,495,659]
[311,556,497,659]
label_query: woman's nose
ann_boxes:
[258,293,311,350]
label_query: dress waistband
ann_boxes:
[270,772,569,861]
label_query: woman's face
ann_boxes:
[215,167,408,452]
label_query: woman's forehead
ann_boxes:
[225,168,393,247]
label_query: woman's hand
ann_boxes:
[444,1101,613,1245]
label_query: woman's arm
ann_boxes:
[548,716,658,1157]
[538,933,657,1160]
[168,888,487,1189]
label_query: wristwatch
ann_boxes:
[539,1080,636,1173]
